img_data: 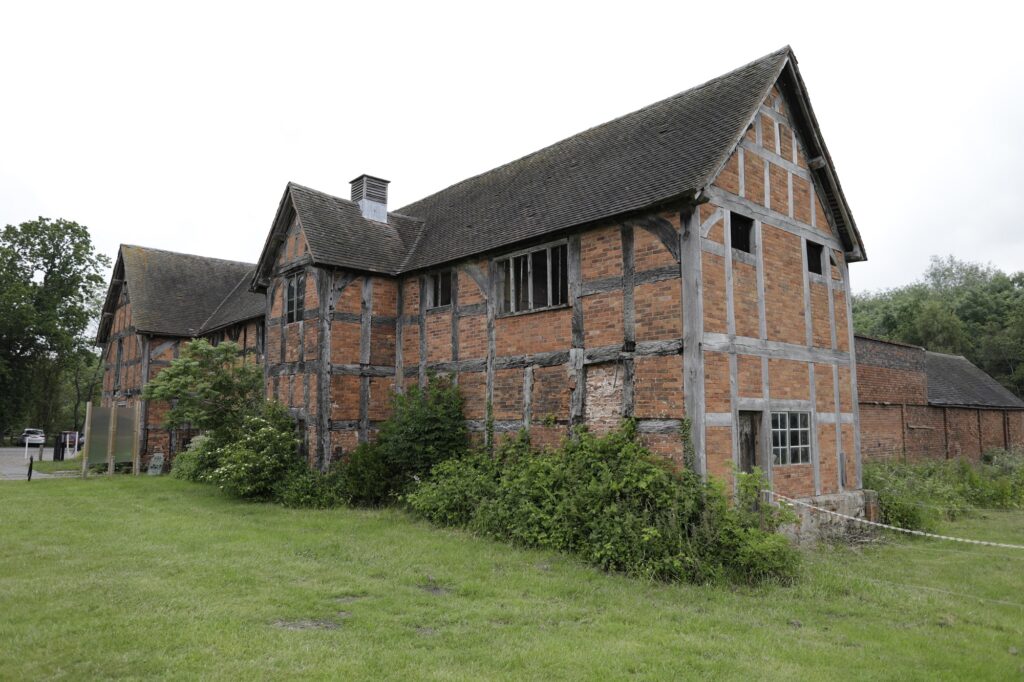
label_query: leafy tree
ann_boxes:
[0,218,110,441]
[142,339,264,441]
[854,256,1024,397]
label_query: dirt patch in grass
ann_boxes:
[272,619,340,631]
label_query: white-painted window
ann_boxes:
[771,411,810,465]
[496,242,568,314]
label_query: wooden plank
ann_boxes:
[132,401,141,476]
[680,205,706,478]
[631,216,680,262]
[106,406,117,475]
[703,332,851,364]
[809,363,821,495]
[81,401,92,479]
[523,365,533,428]
[395,280,404,394]
[621,225,635,350]
[418,275,427,388]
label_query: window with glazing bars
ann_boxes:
[285,273,305,323]
[427,270,452,308]
[770,411,810,465]
[497,243,568,314]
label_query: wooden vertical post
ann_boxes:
[132,402,142,475]
[106,405,118,475]
[81,401,93,478]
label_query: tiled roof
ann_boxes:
[289,182,423,274]
[259,46,865,279]
[199,267,266,334]
[926,352,1024,409]
[110,245,261,339]
[397,47,791,270]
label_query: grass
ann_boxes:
[31,454,82,474]
[1,478,1022,680]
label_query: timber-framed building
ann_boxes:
[99,47,875,508]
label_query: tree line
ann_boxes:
[853,256,1024,398]
[0,218,110,443]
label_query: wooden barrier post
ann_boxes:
[106,406,117,475]
[132,402,142,475]
[81,402,93,478]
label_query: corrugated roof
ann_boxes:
[926,351,1024,409]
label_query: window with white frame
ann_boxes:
[771,411,810,465]
[496,242,568,314]
[427,270,452,308]
[285,272,305,323]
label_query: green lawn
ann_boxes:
[31,455,82,474]
[1,478,1021,680]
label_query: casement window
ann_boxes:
[427,270,453,308]
[285,272,305,323]
[806,241,824,275]
[730,212,754,254]
[497,242,569,314]
[771,411,811,465]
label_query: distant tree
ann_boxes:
[142,340,264,441]
[854,256,1024,397]
[0,218,110,440]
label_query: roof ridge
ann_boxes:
[121,243,256,268]
[288,181,425,224]
[396,46,792,218]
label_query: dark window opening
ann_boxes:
[806,241,823,275]
[730,212,754,253]
[285,273,305,323]
[428,270,453,308]
[497,243,569,314]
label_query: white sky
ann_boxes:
[2,1,1022,294]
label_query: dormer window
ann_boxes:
[427,270,452,308]
[285,272,305,323]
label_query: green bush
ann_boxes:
[209,403,300,501]
[337,444,393,507]
[864,450,1024,531]
[170,435,221,482]
[403,450,499,525]
[375,375,468,493]
[337,375,469,504]
[408,421,800,586]
[276,467,346,509]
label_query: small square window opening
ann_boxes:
[806,241,824,275]
[730,212,754,254]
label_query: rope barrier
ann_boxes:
[766,491,1024,550]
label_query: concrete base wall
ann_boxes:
[782,489,878,545]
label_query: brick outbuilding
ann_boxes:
[856,335,1024,461]
[99,46,875,508]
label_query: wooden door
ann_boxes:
[738,411,761,473]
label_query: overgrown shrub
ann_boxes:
[209,403,300,501]
[337,444,393,507]
[864,449,1024,531]
[276,466,346,509]
[170,435,221,482]
[408,421,800,586]
[338,375,468,504]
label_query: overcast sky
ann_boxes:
[2,1,1021,294]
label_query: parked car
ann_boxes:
[18,429,45,446]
